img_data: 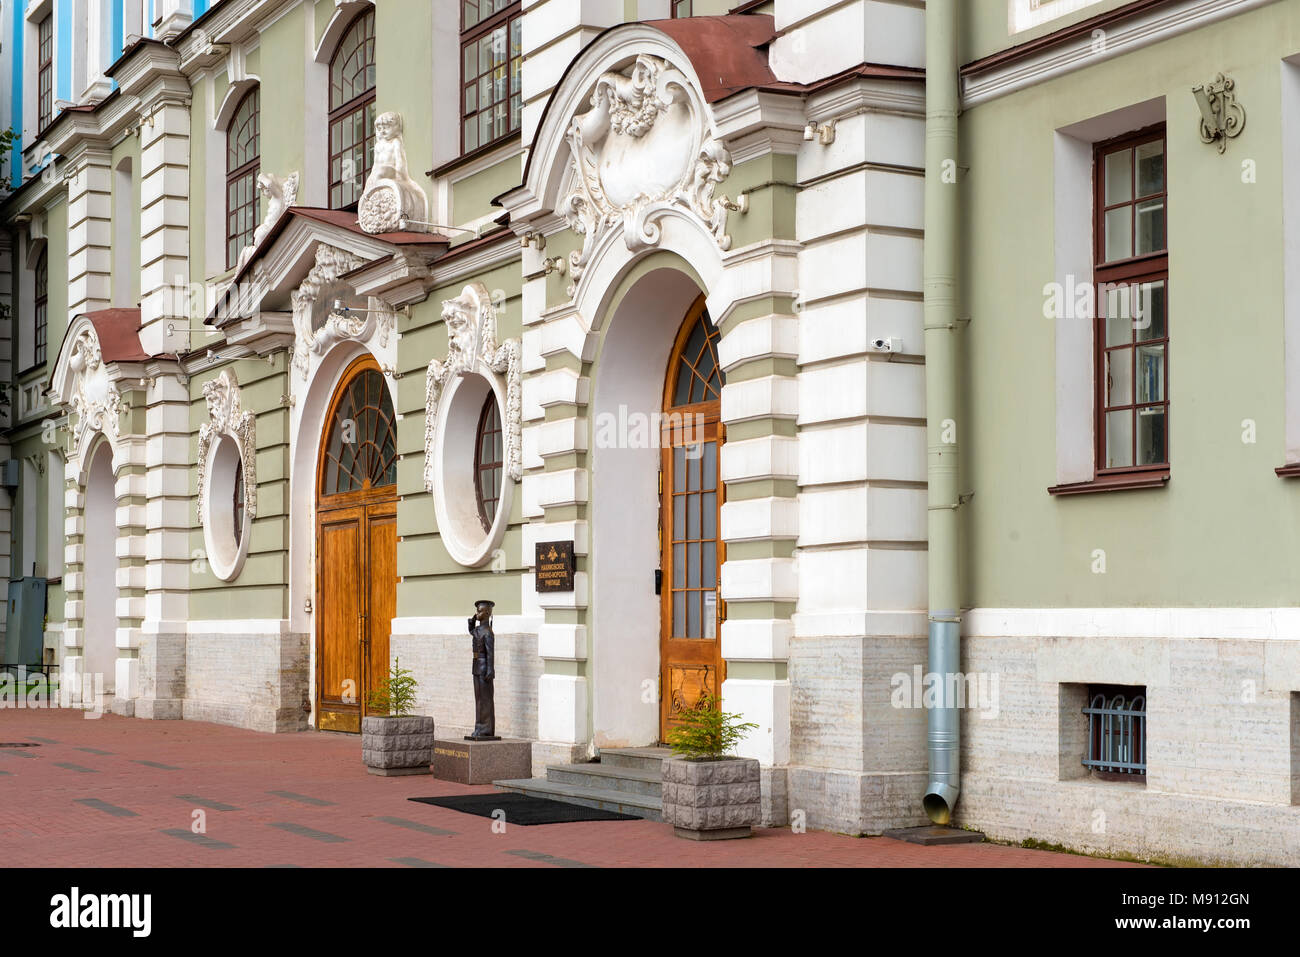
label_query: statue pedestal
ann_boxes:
[432,737,532,785]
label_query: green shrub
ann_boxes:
[665,694,758,760]
[366,658,419,717]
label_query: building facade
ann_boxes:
[0,0,1296,865]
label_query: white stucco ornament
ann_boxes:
[196,368,257,582]
[423,283,522,494]
[560,54,737,292]
[237,170,299,268]
[290,244,398,379]
[357,112,428,234]
[67,327,122,451]
[196,368,257,522]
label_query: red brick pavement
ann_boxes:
[0,707,1140,868]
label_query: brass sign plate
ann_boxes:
[535,540,576,593]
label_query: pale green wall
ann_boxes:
[258,5,308,210]
[111,135,141,306]
[964,0,1135,62]
[186,356,291,620]
[396,258,526,618]
[960,3,1300,607]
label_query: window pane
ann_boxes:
[1104,149,1132,205]
[673,494,685,540]
[1135,198,1165,255]
[1104,206,1132,261]
[702,541,716,588]
[1137,407,1167,465]
[1105,284,1132,346]
[687,589,700,637]
[1106,411,1134,468]
[1135,281,1166,342]
[1136,343,1165,403]
[673,543,685,590]
[1105,349,1133,408]
[687,492,700,538]
[1136,140,1164,196]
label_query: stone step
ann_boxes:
[546,762,662,797]
[493,777,663,822]
[597,746,673,773]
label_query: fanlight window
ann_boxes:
[670,310,724,407]
[321,369,397,496]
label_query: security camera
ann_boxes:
[870,337,900,354]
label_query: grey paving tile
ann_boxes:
[375,816,456,837]
[390,857,447,868]
[160,829,235,850]
[76,798,138,818]
[506,848,593,868]
[268,790,336,807]
[176,794,240,812]
[269,822,348,843]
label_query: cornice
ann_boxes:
[961,0,1278,108]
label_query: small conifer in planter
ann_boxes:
[361,659,434,776]
[661,695,763,840]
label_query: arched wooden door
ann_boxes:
[659,295,726,740]
[315,357,398,733]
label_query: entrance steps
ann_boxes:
[494,747,671,822]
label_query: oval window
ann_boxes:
[475,393,503,532]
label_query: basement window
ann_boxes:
[1082,685,1147,781]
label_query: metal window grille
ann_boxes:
[1083,689,1146,776]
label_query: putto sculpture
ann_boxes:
[357,111,428,234]
[237,170,298,269]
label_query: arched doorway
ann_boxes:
[659,294,726,739]
[314,356,397,732]
[83,441,117,694]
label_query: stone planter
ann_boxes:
[361,715,434,776]
[661,756,761,840]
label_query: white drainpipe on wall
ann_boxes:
[921,0,963,825]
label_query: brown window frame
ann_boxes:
[459,0,523,156]
[671,0,693,17]
[225,87,260,270]
[33,248,48,368]
[1090,125,1169,491]
[37,14,54,133]
[328,8,377,212]
[474,392,504,533]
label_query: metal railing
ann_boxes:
[1082,691,1146,776]
[0,663,58,700]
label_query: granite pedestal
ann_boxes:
[432,737,532,785]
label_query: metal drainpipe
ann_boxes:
[922,0,962,825]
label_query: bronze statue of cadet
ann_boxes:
[467,600,499,740]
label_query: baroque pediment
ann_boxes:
[560,54,737,292]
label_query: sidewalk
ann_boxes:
[0,707,1139,868]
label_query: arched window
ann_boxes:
[226,87,260,269]
[320,367,397,497]
[329,9,377,210]
[474,394,503,532]
[668,307,723,407]
[34,248,48,368]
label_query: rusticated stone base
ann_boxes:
[361,715,434,774]
[662,756,761,839]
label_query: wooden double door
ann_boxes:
[315,358,398,733]
[658,296,726,741]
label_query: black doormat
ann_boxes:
[408,793,640,825]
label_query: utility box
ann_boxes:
[0,460,18,489]
[4,578,48,667]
